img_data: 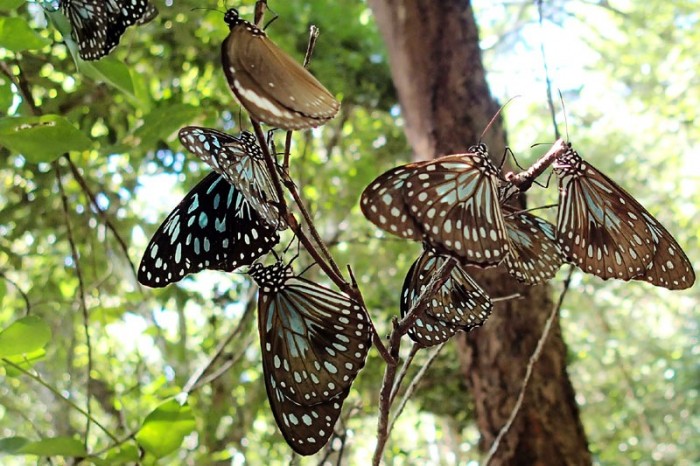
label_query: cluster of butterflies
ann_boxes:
[53,0,695,457]
[54,0,355,455]
[361,140,695,347]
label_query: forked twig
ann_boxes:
[483,266,574,464]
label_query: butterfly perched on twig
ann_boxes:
[247,260,371,454]
[401,246,492,347]
[178,126,286,230]
[221,9,340,130]
[59,0,158,60]
[138,173,279,288]
[360,144,510,267]
[553,144,694,289]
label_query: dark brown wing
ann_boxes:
[222,24,339,130]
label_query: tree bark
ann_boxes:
[367,0,591,464]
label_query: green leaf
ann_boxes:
[81,58,136,97]
[0,76,13,112]
[0,0,25,10]
[0,17,51,52]
[17,437,87,457]
[133,104,200,148]
[0,316,51,358]
[136,399,196,458]
[2,348,47,375]
[0,115,92,162]
[0,437,29,453]
[103,444,140,464]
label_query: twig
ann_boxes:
[389,344,419,403]
[2,358,118,443]
[181,288,257,395]
[347,265,393,364]
[505,138,567,192]
[388,342,446,433]
[0,271,31,315]
[372,256,456,465]
[55,161,93,448]
[483,266,575,464]
[537,0,560,141]
[65,159,141,285]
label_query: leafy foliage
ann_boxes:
[0,0,697,464]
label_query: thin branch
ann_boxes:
[181,287,257,395]
[0,271,31,316]
[537,0,560,141]
[372,256,456,465]
[55,161,93,448]
[388,342,446,434]
[389,344,419,403]
[483,266,575,464]
[2,358,118,443]
[64,159,141,285]
[505,138,567,192]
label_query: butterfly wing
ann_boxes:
[138,173,280,287]
[61,0,154,60]
[554,149,659,281]
[360,165,423,241]
[265,384,349,456]
[401,248,492,347]
[253,264,371,405]
[403,153,509,265]
[178,126,285,230]
[250,262,370,455]
[502,206,565,285]
[221,14,339,130]
[638,212,695,289]
[61,0,110,60]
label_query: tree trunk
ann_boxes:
[367,0,591,463]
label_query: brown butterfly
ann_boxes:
[221,9,340,131]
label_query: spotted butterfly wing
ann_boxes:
[502,205,564,285]
[221,9,339,130]
[553,146,694,289]
[402,145,509,265]
[637,213,695,289]
[360,165,423,241]
[248,261,371,454]
[138,173,279,288]
[400,246,492,347]
[178,126,286,230]
[266,385,350,456]
[60,0,157,60]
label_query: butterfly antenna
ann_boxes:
[479,95,521,143]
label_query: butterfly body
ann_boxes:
[553,145,694,289]
[248,261,371,454]
[401,247,492,347]
[138,173,279,288]
[60,0,157,60]
[221,9,340,130]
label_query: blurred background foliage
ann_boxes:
[0,0,697,464]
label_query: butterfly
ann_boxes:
[221,9,340,130]
[59,0,158,61]
[553,144,694,289]
[178,126,286,230]
[400,246,493,347]
[138,173,280,288]
[248,260,371,454]
[360,144,510,266]
[502,205,565,285]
